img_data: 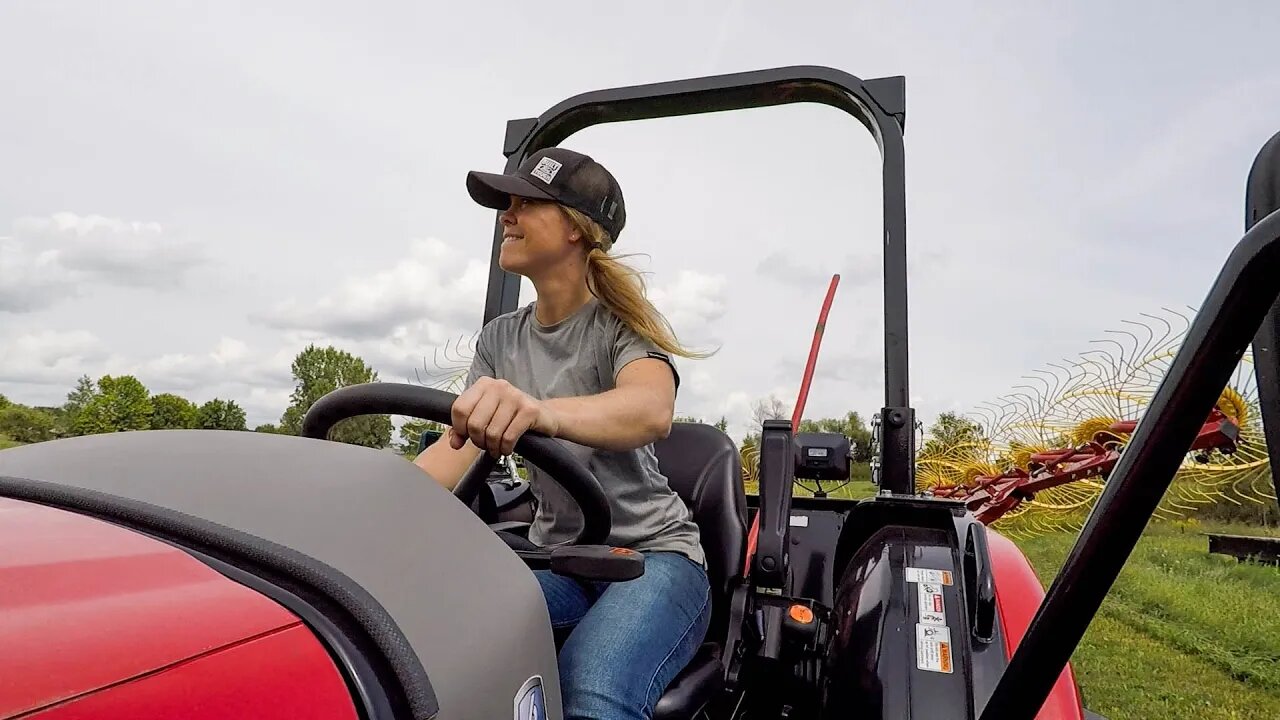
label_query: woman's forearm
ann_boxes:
[544,384,673,451]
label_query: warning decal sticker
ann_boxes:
[916,624,954,674]
[917,581,946,626]
[906,567,954,586]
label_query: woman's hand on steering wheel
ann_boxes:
[449,377,561,456]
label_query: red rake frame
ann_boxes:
[930,409,1242,524]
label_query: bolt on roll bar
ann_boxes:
[478,66,917,493]
[979,133,1280,720]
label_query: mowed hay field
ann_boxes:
[1012,521,1280,720]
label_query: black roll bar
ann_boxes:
[1247,131,1280,508]
[979,135,1280,718]
[479,65,917,493]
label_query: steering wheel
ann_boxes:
[299,382,612,546]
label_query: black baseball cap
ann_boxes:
[466,147,626,245]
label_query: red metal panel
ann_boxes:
[25,624,359,720]
[0,497,300,718]
[985,528,1086,720]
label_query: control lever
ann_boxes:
[965,523,996,643]
[753,419,794,590]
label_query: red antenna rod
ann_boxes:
[791,274,841,431]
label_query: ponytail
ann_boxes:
[560,206,715,360]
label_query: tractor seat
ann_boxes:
[650,422,748,719]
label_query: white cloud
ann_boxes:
[778,351,881,388]
[755,249,881,290]
[239,386,294,426]
[0,329,110,387]
[648,269,729,345]
[1087,74,1280,217]
[0,212,208,313]
[252,237,489,341]
[0,327,297,425]
[125,339,292,393]
[0,236,74,313]
[755,250,829,287]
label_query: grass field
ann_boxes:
[1011,520,1280,720]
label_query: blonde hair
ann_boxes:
[560,206,715,360]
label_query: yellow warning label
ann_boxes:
[916,623,954,674]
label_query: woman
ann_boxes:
[414,147,713,719]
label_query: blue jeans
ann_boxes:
[536,551,712,720]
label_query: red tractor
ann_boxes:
[4,65,1279,720]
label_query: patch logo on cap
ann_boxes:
[530,157,562,184]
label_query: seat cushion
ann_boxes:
[654,642,723,720]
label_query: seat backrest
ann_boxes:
[653,422,748,636]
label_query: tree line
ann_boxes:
[0,344,397,451]
[1,375,249,444]
[1,348,901,491]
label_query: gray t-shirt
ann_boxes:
[464,297,706,567]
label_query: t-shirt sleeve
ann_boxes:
[611,316,681,394]
[463,324,497,390]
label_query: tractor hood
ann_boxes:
[0,496,300,718]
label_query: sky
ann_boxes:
[3,1,1280,442]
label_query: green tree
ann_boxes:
[60,374,98,436]
[35,406,69,437]
[279,344,392,448]
[198,398,247,430]
[254,423,286,433]
[74,375,153,435]
[150,393,199,429]
[715,416,728,433]
[919,412,986,458]
[0,404,57,443]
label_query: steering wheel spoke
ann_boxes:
[454,452,498,507]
